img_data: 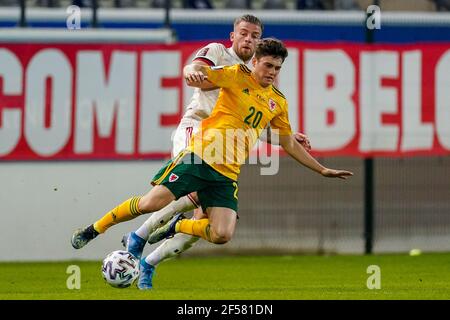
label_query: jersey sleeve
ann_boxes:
[192,43,224,66]
[204,64,239,89]
[270,100,292,136]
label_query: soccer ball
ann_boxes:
[101,250,140,288]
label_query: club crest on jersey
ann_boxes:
[197,47,209,57]
[269,99,277,112]
[168,173,179,182]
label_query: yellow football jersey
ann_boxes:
[186,64,292,181]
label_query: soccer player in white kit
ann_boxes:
[123,15,311,289]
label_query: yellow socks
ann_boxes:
[176,219,211,242]
[93,197,142,234]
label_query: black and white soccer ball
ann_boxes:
[101,250,139,288]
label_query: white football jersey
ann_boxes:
[183,43,252,121]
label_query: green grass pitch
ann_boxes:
[1,253,450,300]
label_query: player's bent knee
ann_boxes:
[210,229,233,244]
[138,197,154,213]
[138,196,164,213]
[209,236,228,244]
[138,187,175,213]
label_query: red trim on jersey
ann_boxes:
[185,127,193,148]
[193,57,215,66]
[187,193,200,208]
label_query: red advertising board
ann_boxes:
[0,41,449,160]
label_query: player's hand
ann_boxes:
[320,168,354,180]
[185,71,208,86]
[294,132,311,152]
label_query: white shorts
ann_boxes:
[171,118,201,157]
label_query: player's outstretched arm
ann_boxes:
[279,134,353,180]
[262,127,311,152]
[293,132,311,152]
[183,64,210,88]
[187,60,219,90]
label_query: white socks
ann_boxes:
[134,195,197,240]
[145,233,200,266]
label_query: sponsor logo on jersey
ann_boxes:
[269,99,277,112]
[169,173,179,182]
[256,94,266,103]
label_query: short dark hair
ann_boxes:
[255,38,288,62]
[233,14,264,33]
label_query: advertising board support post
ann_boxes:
[164,0,172,28]
[92,0,98,28]
[364,0,379,255]
[164,0,178,41]
[19,0,26,27]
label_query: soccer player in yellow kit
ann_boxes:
[73,38,353,289]
[141,38,352,288]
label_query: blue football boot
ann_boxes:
[123,232,146,260]
[138,260,156,290]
